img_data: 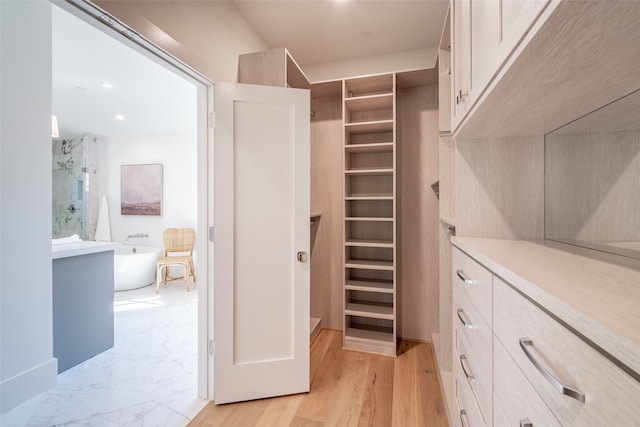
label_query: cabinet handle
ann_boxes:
[519,338,586,403]
[456,270,474,285]
[457,309,476,330]
[460,409,469,427]
[520,418,533,427]
[459,354,477,384]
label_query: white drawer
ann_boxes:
[494,276,640,426]
[452,247,492,326]
[452,286,493,416]
[494,334,561,427]
[454,347,487,427]
[455,325,492,426]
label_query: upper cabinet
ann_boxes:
[450,0,640,139]
[451,0,550,131]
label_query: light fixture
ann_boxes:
[101,81,113,88]
[115,114,124,121]
[51,114,59,138]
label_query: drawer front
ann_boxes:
[494,276,640,426]
[494,335,561,427]
[454,348,487,427]
[452,280,493,394]
[452,247,492,325]
[455,325,492,426]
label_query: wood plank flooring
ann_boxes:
[189,329,449,427]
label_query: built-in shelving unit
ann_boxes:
[343,73,397,356]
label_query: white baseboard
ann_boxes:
[0,358,57,414]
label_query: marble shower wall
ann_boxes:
[52,134,100,240]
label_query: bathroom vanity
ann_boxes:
[52,241,120,373]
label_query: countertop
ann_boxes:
[52,241,121,260]
[451,237,640,379]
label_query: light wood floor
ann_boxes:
[189,329,449,427]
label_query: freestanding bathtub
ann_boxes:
[114,246,163,291]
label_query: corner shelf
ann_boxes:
[342,73,398,357]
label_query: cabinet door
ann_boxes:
[452,0,471,127]
[471,0,500,99]
[498,0,549,62]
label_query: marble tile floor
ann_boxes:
[1,283,207,427]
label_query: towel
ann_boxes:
[52,234,82,245]
[95,196,112,242]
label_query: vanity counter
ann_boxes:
[52,241,121,259]
[452,237,640,378]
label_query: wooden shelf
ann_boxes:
[345,327,395,344]
[345,93,393,113]
[345,259,394,271]
[345,193,394,200]
[343,73,397,357]
[346,279,394,293]
[345,142,394,153]
[345,120,394,135]
[345,217,393,222]
[345,302,394,320]
[345,168,393,175]
[344,74,394,97]
[345,239,394,248]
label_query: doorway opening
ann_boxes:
[26,2,211,424]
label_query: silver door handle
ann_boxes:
[459,409,469,427]
[519,338,586,403]
[456,270,474,285]
[457,309,476,330]
[297,251,308,263]
[459,354,477,384]
[520,418,533,427]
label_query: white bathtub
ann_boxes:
[114,246,163,291]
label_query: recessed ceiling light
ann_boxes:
[101,82,113,88]
[115,114,124,121]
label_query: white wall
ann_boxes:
[0,1,58,414]
[94,0,270,83]
[99,130,198,250]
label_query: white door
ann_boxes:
[213,82,310,404]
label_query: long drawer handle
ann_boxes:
[459,354,477,384]
[460,409,469,427]
[519,338,586,403]
[456,270,474,285]
[457,309,476,330]
[520,418,533,427]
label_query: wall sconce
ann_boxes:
[51,114,59,138]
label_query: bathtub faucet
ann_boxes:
[127,232,148,240]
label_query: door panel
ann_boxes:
[213,82,310,404]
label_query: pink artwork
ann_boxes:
[121,163,163,216]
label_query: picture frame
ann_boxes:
[120,163,163,216]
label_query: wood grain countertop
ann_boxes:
[452,237,640,380]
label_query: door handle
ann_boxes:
[297,251,308,263]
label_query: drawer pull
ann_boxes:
[457,309,476,330]
[520,418,533,427]
[459,354,477,384]
[456,270,474,285]
[460,409,469,427]
[519,338,586,403]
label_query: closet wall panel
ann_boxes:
[397,85,440,341]
[310,93,344,330]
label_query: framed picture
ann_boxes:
[121,163,163,216]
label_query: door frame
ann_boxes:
[53,0,216,400]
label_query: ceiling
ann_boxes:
[52,1,449,139]
[52,4,197,140]
[232,0,450,66]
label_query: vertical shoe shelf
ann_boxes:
[343,73,397,356]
